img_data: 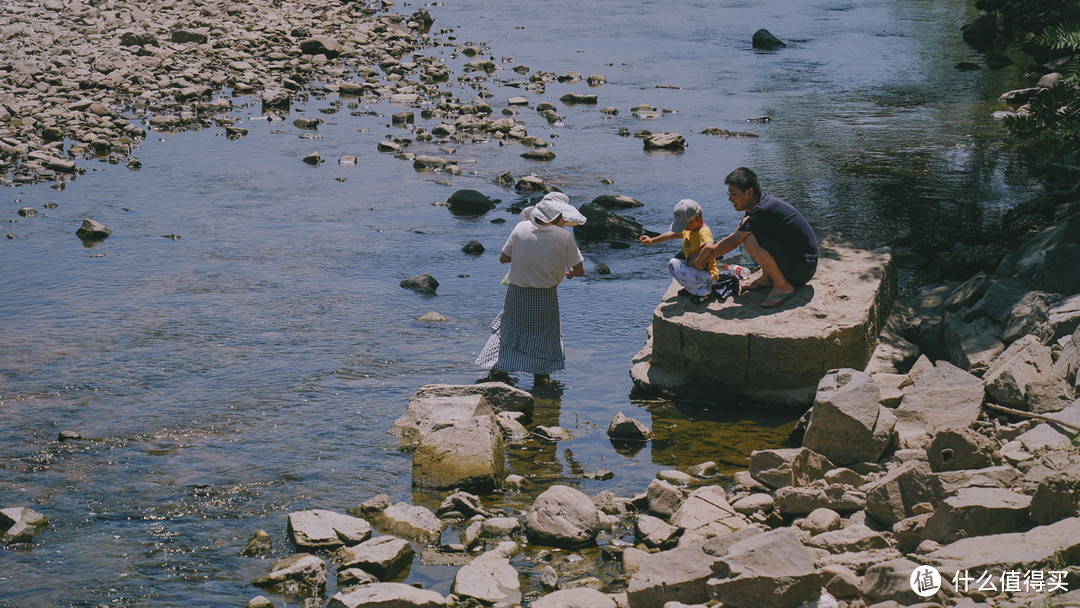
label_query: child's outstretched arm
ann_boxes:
[639,231,680,246]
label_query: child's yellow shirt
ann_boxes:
[683,224,719,281]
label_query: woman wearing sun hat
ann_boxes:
[475,192,586,386]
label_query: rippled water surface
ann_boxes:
[0,0,1040,605]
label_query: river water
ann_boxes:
[0,0,1041,605]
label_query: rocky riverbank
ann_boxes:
[0,0,591,188]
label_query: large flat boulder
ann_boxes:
[923,517,1080,575]
[631,235,894,407]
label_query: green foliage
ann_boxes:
[1003,21,1080,159]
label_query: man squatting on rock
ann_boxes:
[475,192,586,385]
[694,167,820,308]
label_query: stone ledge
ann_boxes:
[631,234,895,408]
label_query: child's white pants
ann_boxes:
[668,258,713,296]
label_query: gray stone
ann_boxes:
[452,550,521,605]
[801,369,896,466]
[531,588,618,608]
[349,494,391,520]
[436,491,490,519]
[643,132,686,151]
[337,567,378,588]
[446,189,496,215]
[927,428,998,472]
[1002,291,1057,343]
[389,393,492,444]
[413,155,451,170]
[252,554,327,596]
[524,485,601,548]
[1048,294,1080,341]
[300,35,342,58]
[1029,464,1080,525]
[922,487,1034,544]
[861,558,940,606]
[413,382,534,418]
[670,486,749,545]
[75,218,111,240]
[983,335,1055,408]
[935,465,1021,494]
[892,513,933,553]
[815,548,905,576]
[939,313,1005,375]
[924,517,1080,575]
[335,535,414,580]
[412,415,506,492]
[773,484,866,517]
[864,461,944,526]
[824,467,866,487]
[708,528,821,608]
[400,273,439,295]
[752,29,787,50]
[748,447,834,489]
[287,509,372,550]
[241,529,273,557]
[731,493,774,516]
[607,412,653,441]
[374,503,443,545]
[635,514,679,549]
[646,478,686,518]
[514,175,545,192]
[574,202,647,242]
[245,596,274,608]
[0,507,48,543]
[821,565,862,599]
[997,219,1080,294]
[805,524,890,553]
[1016,422,1073,452]
[327,582,447,608]
[894,360,984,449]
[626,545,714,608]
[797,507,842,535]
[591,194,643,209]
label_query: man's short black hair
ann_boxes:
[724,167,762,196]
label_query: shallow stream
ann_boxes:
[0,0,1042,605]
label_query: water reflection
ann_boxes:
[645,399,799,474]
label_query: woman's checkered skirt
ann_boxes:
[475,284,565,375]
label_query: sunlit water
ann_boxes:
[0,0,1040,605]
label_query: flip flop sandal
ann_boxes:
[760,291,796,308]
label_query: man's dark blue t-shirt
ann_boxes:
[740,193,818,285]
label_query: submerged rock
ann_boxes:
[75,219,111,241]
[1,507,48,544]
[447,189,496,215]
[752,29,787,50]
[400,273,439,295]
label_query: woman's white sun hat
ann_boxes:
[521,192,587,226]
